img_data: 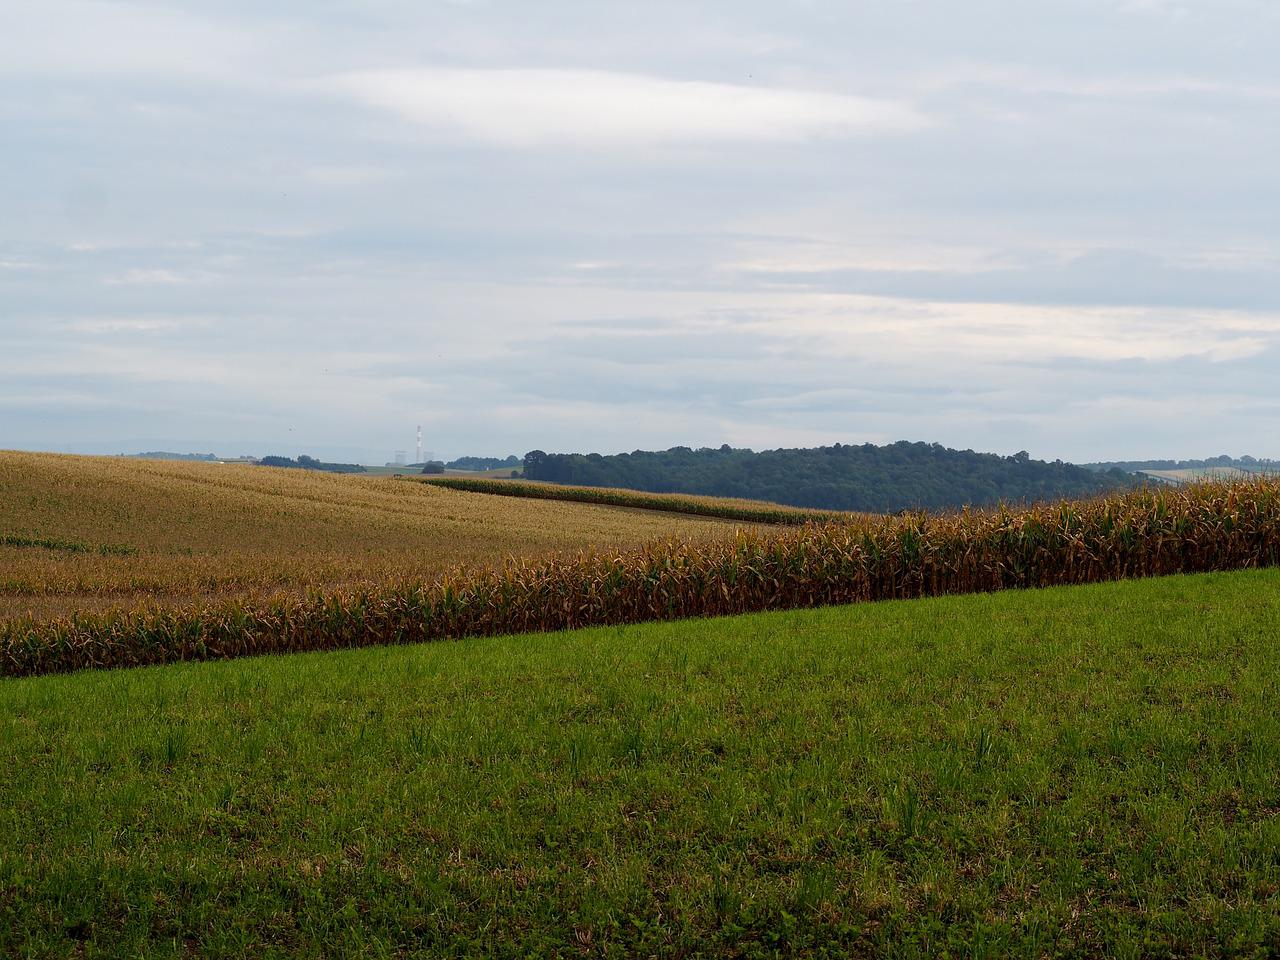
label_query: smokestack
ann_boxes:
[416,425,423,465]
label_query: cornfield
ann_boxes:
[0,451,746,620]
[5,478,1278,677]
[1,534,135,556]
[414,476,854,525]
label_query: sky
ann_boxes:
[3,0,1279,464]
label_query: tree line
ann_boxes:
[258,455,366,474]
[522,442,1136,513]
[445,455,520,471]
[1082,455,1280,474]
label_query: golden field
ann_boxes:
[413,476,855,524]
[7,475,1280,676]
[0,451,748,620]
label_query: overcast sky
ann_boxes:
[4,0,1279,463]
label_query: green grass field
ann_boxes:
[4,569,1279,957]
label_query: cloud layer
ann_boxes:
[327,68,928,147]
[2,0,1278,463]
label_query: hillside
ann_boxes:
[412,476,858,525]
[523,442,1134,512]
[0,452,748,620]
[3,569,1278,956]
[9,476,1276,676]
[1083,454,1280,474]
[1140,466,1259,485]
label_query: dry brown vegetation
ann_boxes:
[412,475,857,524]
[6,476,1279,677]
[0,451,750,620]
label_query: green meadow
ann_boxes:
[3,569,1279,957]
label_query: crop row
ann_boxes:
[412,476,850,525]
[5,479,1279,677]
[1,534,135,556]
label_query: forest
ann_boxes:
[522,442,1135,512]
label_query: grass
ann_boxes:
[3,568,1279,957]
[446,466,525,479]
[0,452,747,620]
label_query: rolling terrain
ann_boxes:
[8,474,1276,677]
[3,570,1278,956]
[412,476,855,525]
[522,442,1136,512]
[0,452,748,621]
[4,452,1280,954]
[1140,466,1258,484]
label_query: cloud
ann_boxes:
[1113,0,1192,16]
[4,1,1280,463]
[324,68,929,148]
[103,269,217,286]
[66,318,191,335]
[536,291,1277,367]
[720,245,1280,311]
[938,66,1280,104]
[0,1,260,81]
[301,164,399,187]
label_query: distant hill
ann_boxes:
[1082,455,1280,474]
[122,451,218,462]
[446,455,521,471]
[258,454,366,474]
[523,442,1136,513]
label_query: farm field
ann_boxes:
[360,466,524,478]
[446,466,525,479]
[3,569,1279,957]
[8,475,1277,677]
[0,452,748,621]
[1139,467,1260,484]
[412,475,855,525]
